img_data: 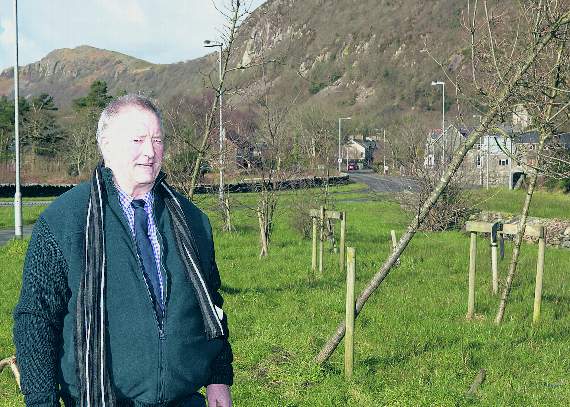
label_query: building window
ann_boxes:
[499,158,509,166]
[476,155,482,168]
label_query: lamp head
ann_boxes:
[204,40,222,48]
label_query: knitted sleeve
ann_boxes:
[203,218,234,386]
[13,216,71,407]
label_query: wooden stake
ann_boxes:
[491,242,498,295]
[339,212,346,275]
[345,247,356,379]
[490,222,501,295]
[466,368,486,396]
[312,217,318,274]
[0,356,20,390]
[319,206,325,276]
[533,227,546,324]
[391,230,400,266]
[467,232,477,320]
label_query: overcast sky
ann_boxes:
[0,0,267,71]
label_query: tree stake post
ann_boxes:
[311,217,318,275]
[339,212,346,275]
[533,226,546,324]
[468,231,477,320]
[345,247,356,379]
[309,208,348,277]
[490,222,503,295]
[466,221,547,322]
[319,206,325,276]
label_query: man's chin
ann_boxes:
[133,172,159,186]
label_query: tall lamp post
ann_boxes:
[338,117,351,173]
[431,81,445,164]
[13,0,22,238]
[204,40,225,221]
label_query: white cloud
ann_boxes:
[0,17,15,48]
[99,0,147,24]
[0,0,267,71]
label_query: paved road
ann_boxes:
[347,170,417,193]
[0,201,53,207]
[0,226,34,246]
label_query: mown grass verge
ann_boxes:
[1,185,569,405]
[469,187,570,220]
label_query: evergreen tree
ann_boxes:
[67,80,114,177]
[23,93,64,157]
[0,96,31,159]
[72,80,113,110]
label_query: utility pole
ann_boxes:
[473,115,483,186]
[204,40,231,231]
[509,137,513,190]
[338,117,351,173]
[431,81,445,164]
[13,0,22,239]
[486,135,490,190]
[383,129,387,175]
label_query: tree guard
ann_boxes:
[464,221,546,323]
[310,207,346,277]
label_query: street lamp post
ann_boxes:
[431,81,445,164]
[13,0,22,238]
[204,40,226,223]
[383,129,387,175]
[338,117,351,173]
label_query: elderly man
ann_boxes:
[13,94,233,407]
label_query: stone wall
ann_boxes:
[470,211,570,249]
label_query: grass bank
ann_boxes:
[1,186,569,405]
[469,187,570,220]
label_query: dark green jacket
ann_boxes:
[13,168,233,406]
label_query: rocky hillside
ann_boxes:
[0,45,211,107]
[0,0,487,124]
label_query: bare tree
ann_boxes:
[250,63,302,257]
[185,0,253,233]
[494,22,569,323]
[163,93,215,197]
[315,3,570,364]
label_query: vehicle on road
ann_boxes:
[347,162,359,171]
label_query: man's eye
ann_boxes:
[133,138,142,142]
[153,139,163,143]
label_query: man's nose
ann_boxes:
[142,137,155,158]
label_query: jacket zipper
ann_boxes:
[151,206,167,403]
[127,224,166,403]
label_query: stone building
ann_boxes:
[424,125,570,188]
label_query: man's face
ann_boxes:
[99,106,164,196]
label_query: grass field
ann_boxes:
[469,187,570,220]
[1,184,570,406]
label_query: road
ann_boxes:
[0,171,413,246]
[0,226,34,246]
[347,169,417,193]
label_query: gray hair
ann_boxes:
[96,93,163,144]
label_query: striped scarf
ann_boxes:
[75,163,224,406]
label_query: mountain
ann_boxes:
[0,0,481,125]
[0,45,212,108]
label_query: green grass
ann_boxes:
[469,188,570,220]
[0,206,48,229]
[2,188,570,405]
